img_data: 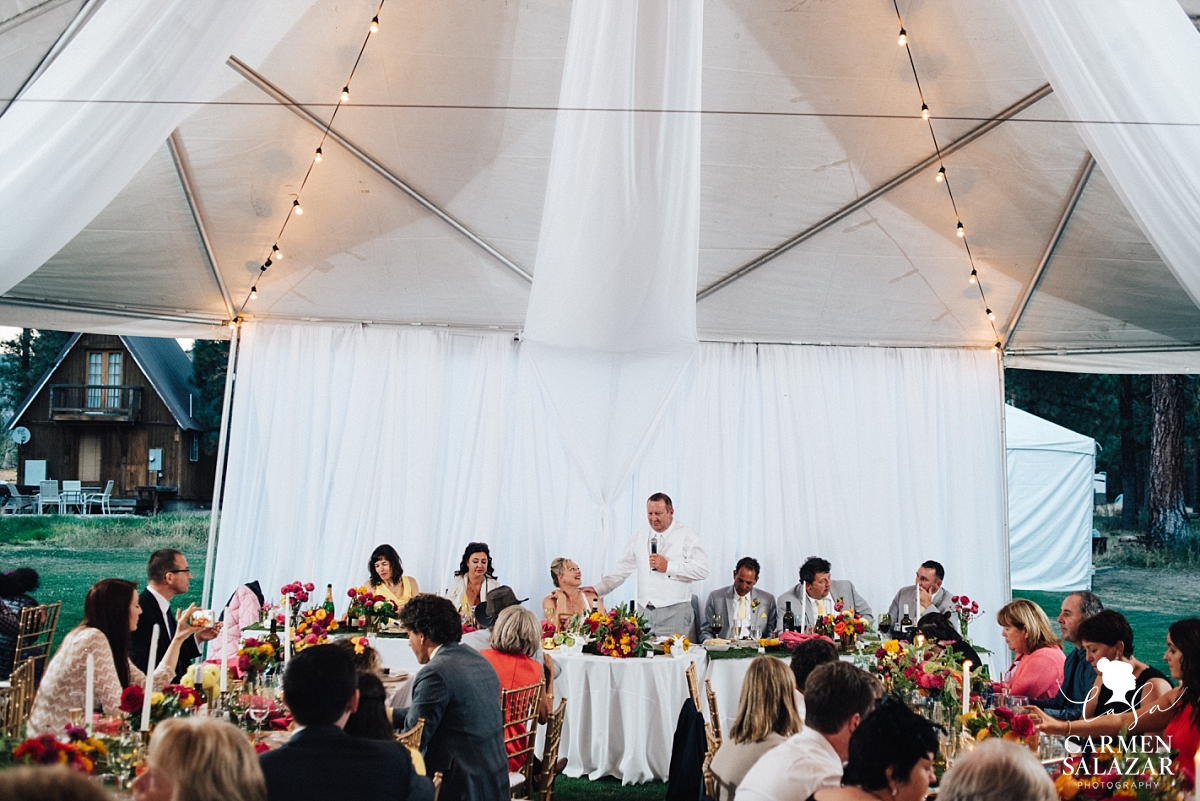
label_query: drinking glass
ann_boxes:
[1006,694,1030,711]
[109,731,140,790]
[710,614,723,637]
[247,696,271,732]
[878,613,892,636]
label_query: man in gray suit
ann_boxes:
[885,560,953,629]
[398,595,508,801]
[700,557,777,640]
[777,556,873,629]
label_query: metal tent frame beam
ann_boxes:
[167,130,235,320]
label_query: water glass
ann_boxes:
[1006,694,1030,711]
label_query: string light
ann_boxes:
[898,27,907,45]
[264,258,273,268]
[272,245,282,260]
[936,166,945,183]
[956,221,964,237]
[250,286,258,300]
[371,15,379,32]
[986,308,995,321]
[992,342,1001,353]
[293,199,303,215]
[314,147,323,163]
[921,103,930,120]
[341,86,350,103]
[228,318,239,329]
[969,269,977,284]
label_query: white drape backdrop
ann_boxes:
[213,323,1009,662]
[1006,0,1200,308]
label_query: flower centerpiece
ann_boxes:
[815,599,867,652]
[583,604,651,659]
[293,607,339,651]
[118,684,204,726]
[346,587,399,632]
[281,581,314,628]
[12,725,107,774]
[181,662,222,704]
[950,594,982,640]
[960,706,1037,748]
[550,613,591,654]
[871,638,982,716]
[236,637,277,682]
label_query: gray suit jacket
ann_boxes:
[700,586,778,640]
[401,642,508,801]
[777,579,873,628]
[886,586,953,626]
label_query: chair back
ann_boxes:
[396,717,425,749]
[432,772,443,801]
[685,661,703,710]
[2,659,36,738]
[39,481,59,500]
[100,479,114,499]
[3,483,33,513]
[502,679,545,796]
[15,602,61,685]
[535,698,567,801]
[704,678,722,746]
[62,480,82,493]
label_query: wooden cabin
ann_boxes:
[7,334,217,506]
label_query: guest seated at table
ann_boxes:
[0,567,39,679]
[480,606,556,771]
[398,594,508,801]
[1031,591,1102,721]
[996,599,1065,701]
[885,561,952,632]
[0,765,112,801]
[442,542,499,625]
[1072,610,1171,717]
[369,544,419,610]
[777,557,872,631]
[259,644,432,801]
[709,656,803,800]
[937,739,1056,801]
[344,671,396,741]
[207,581,264,663]
[1028,618,1200,785]
[701,557,777,641]
[333,635,384,676]
[28,578,201,736]
[916,612,981,667]
[542,557,602,630]
[738,662,881,801]
[809,696,938,801]
[131,549,219,681]
[132,716,266,801]
[790,638,839,719]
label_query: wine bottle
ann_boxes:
[266,618,282,662]
[322,584,336,616]
[782,601,795,632]
[900,604,913,631]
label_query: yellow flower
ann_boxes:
[883,640,901,655]
[1054,773,1080,800]
[179,694,195,709]
[262,643,275,656]
[151,692,165,706]
[316,609,327,620]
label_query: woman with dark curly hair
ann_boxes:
[366,544,418,610]
[1029,618,1200,786]
[442,542,499,624]
[810,696,938,801]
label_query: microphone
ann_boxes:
[650,537,658,555]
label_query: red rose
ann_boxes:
[243,637,259,647]
[994,706,1014,721]
[305,582,315,592]
[119,685,144,714]
[971,603,979,613]
[959,595,970,604]
[1012,714,1035,738]
[347,589,356,598]
[951,595,960,603]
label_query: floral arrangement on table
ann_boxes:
[181,662,221,702]
[118,684,203,723]
[960,705,1036,746]
[236,637,278,679]
[871,638,982,714]
[11,725,107,774]
[950,594,982,639]
[814,599,868,650]
[583,604,651,659]
[293,607,339,651]
[1050,738,1187,801]
[282,581,314,607]
[547,613,591,649]
[345,587,399,630]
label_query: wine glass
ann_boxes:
[878,613,892,636]
[109,731,140,790]
[710,614,723,638]
[247,696,271,733]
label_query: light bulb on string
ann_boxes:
[969,269,977,285]
[314,147,323,163]
[898,27,907,45]
[371,15,379,32]
[936,166,946,183]
[272,245,282,260]
[986,308,995,321]
[921,103,930,120]
[293,199,303,215]
[956,221,964,237]
[228,318,238,330]
[250,286,258,300]
[341,86,350,103]
[992,342,1002,353]
[264,258,273,268]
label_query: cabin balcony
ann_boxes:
[48,385,141,422]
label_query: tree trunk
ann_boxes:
[1147,375,1190,547]
[1119,375,1139,528]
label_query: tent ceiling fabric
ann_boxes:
[1,0,1199,370]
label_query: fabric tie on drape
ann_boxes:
[0,0,255,294]
[522,0,703,525]
[1006,0,1200,308]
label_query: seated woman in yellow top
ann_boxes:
[367,544,418,608]
[542,557,602,631]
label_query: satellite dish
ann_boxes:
[10,427,30,445]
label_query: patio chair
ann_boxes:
[14,601,61,688]
[84,480,114,515]
[37,481,60,514]
[502,679,545,798]
[2,483,35,514]
[60,480,85,514]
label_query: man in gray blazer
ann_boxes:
[397,595,508,801]
[700,557,777,640]
[777,556,873,629]
[885,560,953,629]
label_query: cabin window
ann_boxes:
[189,433,199,463]
[86,351,123,409]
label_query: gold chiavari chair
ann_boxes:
[534,698,567,801]
[14,601,61,686]
[396,717,425,749]
[502,679,545,798]
[3,659,36,738]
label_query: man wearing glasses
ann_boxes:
[130,548,219,680]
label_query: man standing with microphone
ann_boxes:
[584,493,709,636]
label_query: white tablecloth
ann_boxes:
[545,650,708,784]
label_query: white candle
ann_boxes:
[219,613,229,693]
[140,624,159,732]
[85,654,94,736]
[283,598,291,665]
[962,660,972,714]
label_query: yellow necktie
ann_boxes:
[737,595,747,620]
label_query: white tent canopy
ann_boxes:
[1005,404,1096,593]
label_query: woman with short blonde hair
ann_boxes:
[132,717,266,801]
[481,606,554,772]
[709,656,803,800]
[490,606,541,659]
[996,598,1065,701]
[938,739,1056,801]
[543,557,602,632]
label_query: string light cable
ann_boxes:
[892,0,1001,350]
[234,0,388,319]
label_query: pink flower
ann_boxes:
[347,589,357,598]
[916,672,945,691]
[951,595,960,603]
[959,595,970,604]
[304,583,315,592]
[971,603,979,613]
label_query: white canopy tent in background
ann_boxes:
[1005,405,1096,593]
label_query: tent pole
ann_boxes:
[998,355,1012,610]
[167,131,235,319]
[201,325,240,610]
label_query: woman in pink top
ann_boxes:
[997,599,1066,700]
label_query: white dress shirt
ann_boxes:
[737,727,843,801]
[593,520,709,608]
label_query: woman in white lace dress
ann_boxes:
[28,578,204,736]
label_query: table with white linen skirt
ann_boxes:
[540,649,708,784]
[353,634,423,709]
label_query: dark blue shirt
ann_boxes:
[1031,646,1096,720]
